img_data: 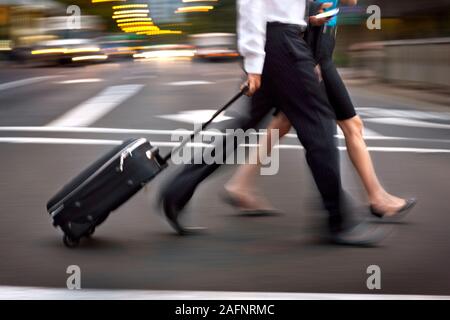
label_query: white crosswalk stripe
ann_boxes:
[58,79,103,84]
[365,117,450,129]
[356,107,450,121]
[46,84,144,127]
[157,109,232,124]
[166,81,214,86]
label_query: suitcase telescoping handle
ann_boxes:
[161,85,249,164]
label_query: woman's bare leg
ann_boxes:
[337,115,406,215]
[225,112,292,211]
[227,111,407,214]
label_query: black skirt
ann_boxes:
[318,31,356,120]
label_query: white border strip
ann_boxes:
[0,286,449,300]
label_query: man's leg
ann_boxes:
[264,33,343,232]
[262,28,389,245]
[159,86,274,234]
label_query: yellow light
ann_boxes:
[118,22,154,27]
[64,47,100,54]
[112,14,148,19]
[116,18,152,23]
[121,25,159,29]
[112,4,148,10]
[31,48,65,55]
[204,52,239,58]
[175,6,214,13]
[0,40,12,51]
[117,46,143,51]
[110,2,181,37]
[109,50,135,55]
[121,26,160,32]
[72,55,108,62]
[18,35,57,43]
[113,10,149,15]
[136,30,182,36]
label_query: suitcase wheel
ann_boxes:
[85,226,95,238]
[63,234,80,248]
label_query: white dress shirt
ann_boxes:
[238,0,308,75]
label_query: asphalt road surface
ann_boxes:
[0,60,449,296]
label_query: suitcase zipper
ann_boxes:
[49,138,148,217]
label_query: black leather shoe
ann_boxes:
[330,222,391,247]
[162,198,206,236]
[370,198,417,221]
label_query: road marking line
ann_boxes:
[58,78,103,84]
[363,146,450,153]
[275,144,450,153]
[0,127,449,143]
[365,117,450,130]
[157,109,232,124]
[0,137,449,153]
[356,107,450,121]
[0,137,121,145]
[166,80,213,86]
[46,84,144,127]
[0,126,197,136]
[0,76,63,92]
[0,286,448,300]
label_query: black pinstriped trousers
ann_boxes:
[160,22,346,232]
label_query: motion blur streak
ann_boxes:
[71,55,108,62]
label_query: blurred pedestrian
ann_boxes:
[160,0,389,246]
[224,0,417,220]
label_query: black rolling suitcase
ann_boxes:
[46,88,246,248]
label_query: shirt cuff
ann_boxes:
[244,54,265,74]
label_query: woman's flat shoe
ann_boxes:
[221,190,281,217]
[370,198,417,221]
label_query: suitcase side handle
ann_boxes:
[161,86,249,164]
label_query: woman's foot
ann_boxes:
[370,192,417,219]
[222,185,279,215]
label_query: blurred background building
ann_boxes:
[341,0,450,88]
[0,0,449,87]
[150,0,184,24]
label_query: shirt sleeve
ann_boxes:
[237,0,266,75]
